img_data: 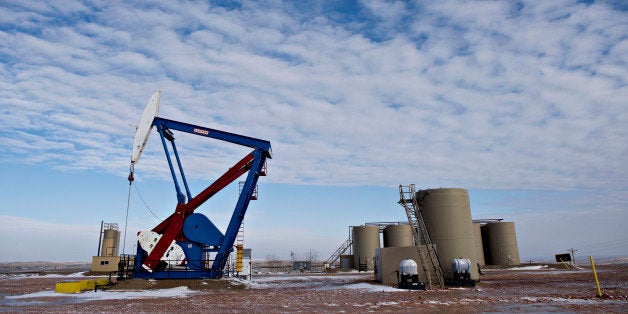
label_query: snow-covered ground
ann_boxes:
[3,272,396,302]
[2,271,91,279]
[507,265,550,271]
[1,266,626,312]
[233,273,392,291]
[6,286,197,301]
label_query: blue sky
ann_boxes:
[0,0,626,262]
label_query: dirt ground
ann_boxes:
[1,263,626,313]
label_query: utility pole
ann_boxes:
[568,248,578,266]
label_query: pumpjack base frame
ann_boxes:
[132,245,223,279]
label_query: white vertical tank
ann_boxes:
[417,188,479,280]
[351,225,380,270]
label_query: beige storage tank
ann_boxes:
[473,223,486,266]
[486,222,520,266]
[352,225,380,270]
[383,224,414,247]
[100,228,121,257]
[417,188,479,280]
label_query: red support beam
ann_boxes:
[144,153,255,271]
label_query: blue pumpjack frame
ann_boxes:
[132,117,271,279]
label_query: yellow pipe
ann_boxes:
[589,256,602,297]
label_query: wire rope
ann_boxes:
[122,177,132,256]
[133,182,161,220]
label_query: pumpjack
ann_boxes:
[128,91,271,279]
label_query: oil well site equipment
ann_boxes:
[126,91,271,279]
[327,184,519,290]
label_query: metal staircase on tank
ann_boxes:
[325,236,352,269]
[398,184,444,289]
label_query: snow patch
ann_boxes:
[425,300,450,305]
[377,301,399,305]
[7,286,198,301]
[508,265,549,270]
[7,272,89,279]
[334,283,406,292]
[520,296,602,304]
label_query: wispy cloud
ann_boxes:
[0,0,626,193]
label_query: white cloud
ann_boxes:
[0,2,625,190]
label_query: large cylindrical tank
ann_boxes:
[473,223,486,266]
[100,229,120,257]
[352,225,380,270]
[418,188,479,280]
[383,224,414,247]
[486,222,520,266]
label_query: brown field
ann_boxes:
[1,262,626,313]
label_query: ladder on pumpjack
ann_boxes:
[235,175,262,274]
[235,221,244,273]
[325,237,352,269]
[398,184,444,289]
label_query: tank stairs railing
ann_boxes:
[399,184,444,290]
[325,236,352,269]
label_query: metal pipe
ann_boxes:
[158,126,185,204]
[170,139,192,202]
[97,220,104,256]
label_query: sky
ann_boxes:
[0,0,626,263]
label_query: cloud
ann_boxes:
[0,0,625,193]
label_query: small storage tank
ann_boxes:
[418,188,479,280]
[352,225,380,270]
[100,226,120,257]
[397,258,425,290]
[383,224,414,247]
[486,222,520,266]
[473,223,486,266]
[340,255,354,269]
[399,259,418,275]
[452,258,471,274]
